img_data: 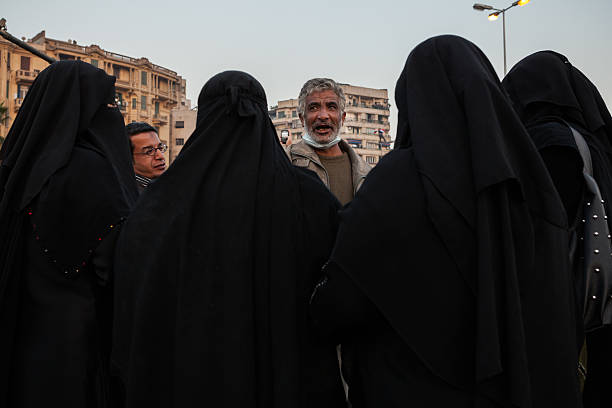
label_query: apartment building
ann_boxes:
[268,84,391,165]
[0,30,192,163]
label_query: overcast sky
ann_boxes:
[4,0,612,135]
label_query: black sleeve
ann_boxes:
[539,146,584,224]
[310,261,382,344]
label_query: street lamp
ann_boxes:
[473,0,531,75]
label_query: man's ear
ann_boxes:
[299,113,305,127]
[341,111,346,124]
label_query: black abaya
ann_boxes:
[111,71,345,408]
[0,61,137,407]
[503,50,612,408]
[311,35,581,408]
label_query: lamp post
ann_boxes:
[473,0,531,75]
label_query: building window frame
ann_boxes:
[20,56,31,71]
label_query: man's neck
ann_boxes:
[314,143,343,157]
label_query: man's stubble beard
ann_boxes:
[304,116,344,145]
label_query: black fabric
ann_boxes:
[0,60,137,407]
[502,51,612,234]
[539,143,584,224]
[316,35,580,407]
[112,71,345,408]
[503,50,612,408]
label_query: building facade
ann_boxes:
[169,106,197,163]
[268,84,391,165]
[0,30,193,163]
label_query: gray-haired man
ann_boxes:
[286,78,370,205]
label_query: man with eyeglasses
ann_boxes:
[125,122,167,193]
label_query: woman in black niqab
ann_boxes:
[310,35,580,407]
[0,60,138,407]
[111,71,345,408]
[503,51,612,408]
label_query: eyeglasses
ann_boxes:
[134,144,168,156]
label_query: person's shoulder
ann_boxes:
[287,139,312,155]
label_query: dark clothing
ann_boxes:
[503,51,612,408]
[311,36,581,408]
[112,71,345,408]
[9,225,119,408]
[0,61,137,407]
[134,173,151,194]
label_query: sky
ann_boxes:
[4,0,612,136]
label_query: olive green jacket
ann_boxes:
[285,139,371,194]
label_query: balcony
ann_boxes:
[15,70,39,83]
[154,88,170,99]
[152,113,168,124]
[114,79,132,91]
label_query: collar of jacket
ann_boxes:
[287,139,371,193]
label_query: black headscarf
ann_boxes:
[0,60,138,403]
[330,35,579,406]
[112,71,343,408]
[502,50,612,231]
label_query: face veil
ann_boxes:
[328,35,579,407]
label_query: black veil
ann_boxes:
[329,36,579,407]
[112,71,343,407]
[0,60,137,404]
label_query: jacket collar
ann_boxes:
[290,139,371,192]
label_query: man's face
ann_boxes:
[299,89,346,144]
[131,131,166,179]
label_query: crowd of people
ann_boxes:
[0,34,610,407]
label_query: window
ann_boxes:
[365,156,376,164]
[175,121,184,128]
[113,65,121,78]
[269,111,277,119]
[20,56,30,71]
[7,52,10,69]
[90,59,98,68]
[6,80,9,98]
[154,101,160,115]
[132,98,137,109]
[176,138,185,145]
[141,95,146,110]
[292,110,297,118]
[278,111,286,118]
[141,71,147,86]
[59,53,75,61]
